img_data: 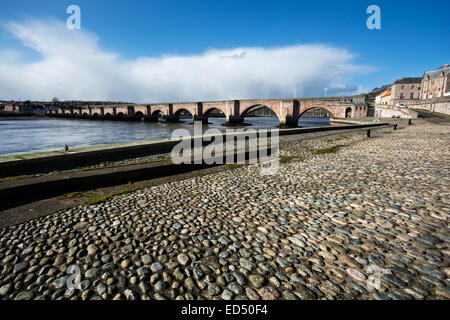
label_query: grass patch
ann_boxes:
[314,145,344,155]
[327,136,349,143]
[279,155,298,163]
[423,118,450,124]
[83,188,137,206]
[83,195,110,206]
[0,175,28,182]
[410,108,450,124]
[78,157,168,172]
[226,164,242,170]
[57,191,93,200]
[83,195,112,206]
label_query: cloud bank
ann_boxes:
[0,19,372,102]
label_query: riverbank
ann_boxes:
[0,121,389,178]
[0,111,46,119]
[0,122,395,224]
[0,120,448,300]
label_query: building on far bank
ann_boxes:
[375,89,392,105]
[3,102,19,112]
[420,64,450,99]
[375,77,422,106]
[390,77,422,105]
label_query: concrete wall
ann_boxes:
[405,97,450,115]
[374,104,418,118]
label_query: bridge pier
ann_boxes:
[144,116,156,122]
[225,116,244,126]
[145,116,159,122]
[194,116,209,124]
[279,116,298,128]
[164,116,180,123]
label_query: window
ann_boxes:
[418,87,421,90]
[400,93,404,99]
[410,92,414,99]
[401,85,405,89]
[411,85,415,89]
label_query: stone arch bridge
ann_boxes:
[47,98,368,127]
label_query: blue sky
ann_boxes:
[0,0,448,102]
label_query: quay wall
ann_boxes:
[0,123,391,178]
[374,104,418,118]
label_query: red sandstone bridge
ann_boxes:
[46,96,369,127]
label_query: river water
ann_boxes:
[0,117,330,156]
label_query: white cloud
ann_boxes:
[0,18,373,102]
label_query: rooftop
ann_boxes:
[394,77,422,85]
[377,90,391,98]
[423,65,450,80]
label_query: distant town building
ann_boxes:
[375,89,392,105]
[420,64,450,99]
[375,77,422,106]
[391,77,422,104]
[352,94,369,105]
[3,102,19,112]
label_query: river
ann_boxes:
[0,117,330,156]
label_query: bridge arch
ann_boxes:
[203,105,228,117]
[345,107,352,118]
[134,111,145,121]
[148,109,166,122]
[150,107,168,117]
[104,113,112,120]
[174,108,194,120]
[204,107,226,117]
[239,102,282,122]
[199,107,227,125]
[240,104,273,117]
[240,104,281,126]
[299,107,336,119]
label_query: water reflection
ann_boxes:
[0,117,329,156]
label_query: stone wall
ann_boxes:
[48,98,364,126]
[405,97,450,115]
[374,104,418,119]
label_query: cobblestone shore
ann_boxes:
[0,122,449,300]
